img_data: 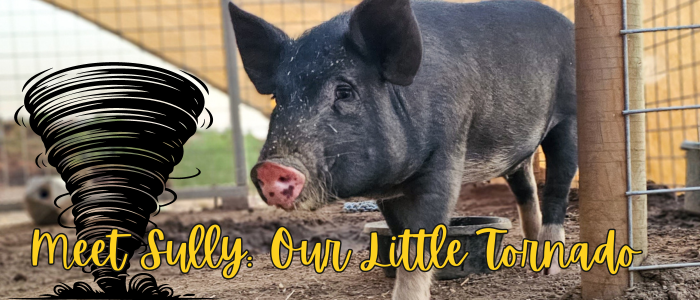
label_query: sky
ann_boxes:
[0,0,270,140]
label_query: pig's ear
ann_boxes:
[348,0,422,86]
[228,2,289,94]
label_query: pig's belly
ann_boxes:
[461,146,537,183]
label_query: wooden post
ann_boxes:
[576,0,646,296]
[626,0,648,281]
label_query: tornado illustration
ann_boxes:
[21,62,207,295]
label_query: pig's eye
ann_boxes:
[334,86,353,101]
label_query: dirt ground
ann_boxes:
[1,183,700,299]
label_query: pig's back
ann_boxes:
[408,0,575,181]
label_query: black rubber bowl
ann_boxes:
[363,216,512,280]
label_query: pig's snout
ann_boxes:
[253,162,305,209]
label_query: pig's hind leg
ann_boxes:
[505,154,542,241]
[538,118,578,275]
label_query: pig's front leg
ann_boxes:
[378,196,434,300]
[377,155,464,300]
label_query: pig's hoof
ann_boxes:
[542,265,562,276]
[527,264,562,276]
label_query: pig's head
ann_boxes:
[230,0,422,210]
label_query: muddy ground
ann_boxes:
[1,183,700,299]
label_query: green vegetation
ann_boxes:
[170,130,265,188]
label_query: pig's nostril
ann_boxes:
[269,192,275,197]
[281,185,295,198]
[279,176,290,182]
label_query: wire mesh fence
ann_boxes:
[1,0,699,194]
[619,0,700,277]
[0,0,173,187]
[0,0,249,196]
[541,0,700,188]
[643,0,700,187]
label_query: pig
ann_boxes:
[231,0,576,298]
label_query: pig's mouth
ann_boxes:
[251,157,329,211]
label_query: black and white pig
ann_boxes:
[231,0,577,298]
